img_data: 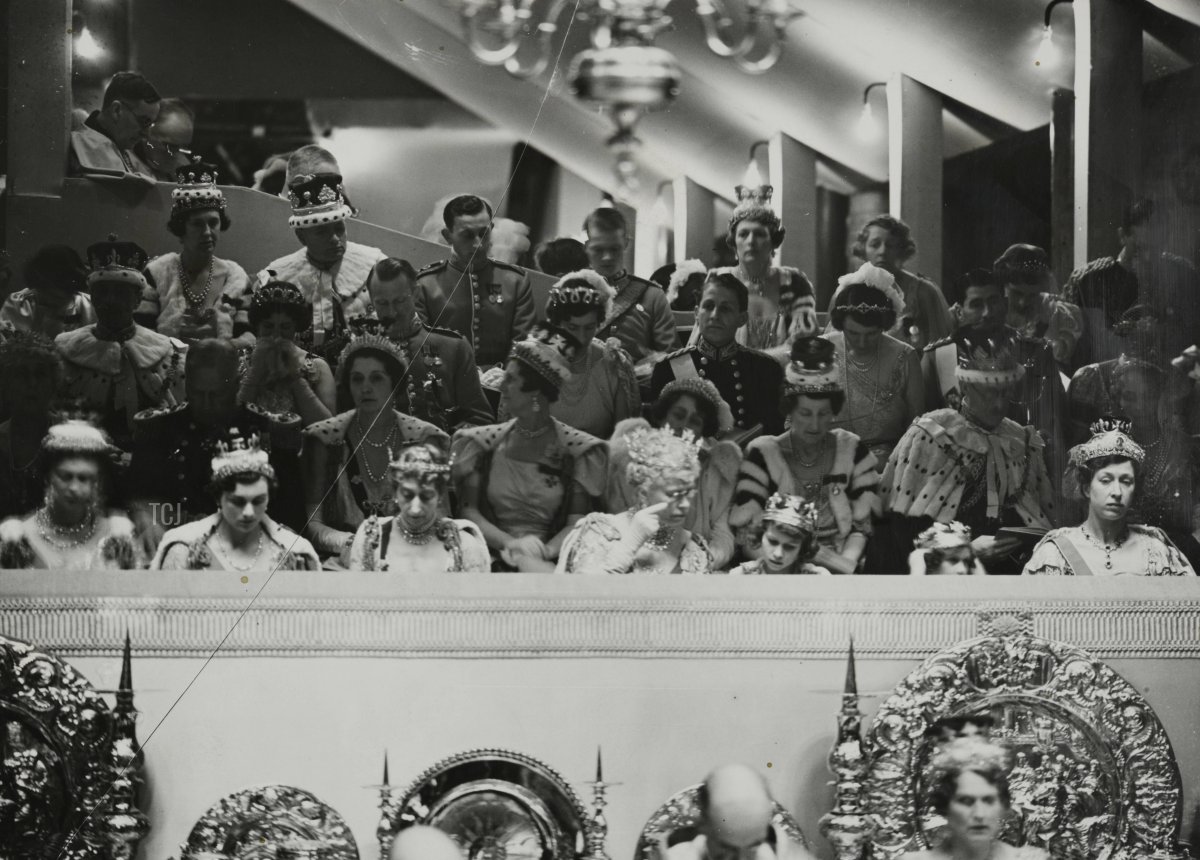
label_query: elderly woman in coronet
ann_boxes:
[730,336,880,575]
[302,331,448,564]
[349,441,489,573]
[500,270,639,439]
[151,431,319,571]
[0,420,139,570]
[452,326,608,572]
[607,376,741,569]
[140,160,254,348]
[826,262,925,464]
[557,426,712,574]
[1023,419,1195,576]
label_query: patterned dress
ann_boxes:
[1023,524,1196,576]
[556,511,713,574]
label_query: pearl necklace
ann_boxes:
[397,518,437,545]
[1080,524,1129,571]
[36,506,97,549]
[355,415,399,449]
[735,265,768,293]
[178,256,214,307]
[210,529,265,572]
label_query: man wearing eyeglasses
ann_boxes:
[70,71,160,183]
[667,765,816,860]
[137,97,195,181]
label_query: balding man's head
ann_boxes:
[389,826,465,860]
[699,765,775,860]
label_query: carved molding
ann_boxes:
[2,587,1200,659]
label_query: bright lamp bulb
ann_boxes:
[855,102,880,142]
[741,159,763,189]
[75,26,105,60]
[1033,26,1058,71]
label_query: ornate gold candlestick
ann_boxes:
[820,639,872,860]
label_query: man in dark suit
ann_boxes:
[414,195,535,367]
[366,257,493,432]
[651,272,784,437]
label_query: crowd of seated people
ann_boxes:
[8,70,1199,574]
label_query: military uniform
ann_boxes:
[128,401,305,532]
[414,256,535,367]
[650,339,784,437]
[391,323,494,431]
[597,273,678,364]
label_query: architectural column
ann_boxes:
[7,0,70,197]
[1073,0,1142,267]
[1050,88,1075,284]
[887,73,944,281]
[768,133,818,277]
[634,208,663,277]
[673,176,716,263]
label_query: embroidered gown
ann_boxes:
[555,512,713,574]
[150,513,320,571]
[348,515,490,573]
[1023,524,1196,576]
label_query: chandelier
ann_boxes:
[457,0,803,189]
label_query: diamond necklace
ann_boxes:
[179,256,214,307]
[397,518,437,545]
[211,529,265,572]
[514,420,552,439]
[36,506,97,549]
[1080,524,1129,571]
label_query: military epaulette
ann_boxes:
[133,402,187,423]
[490,259,527,274]
[416,260,449,277]
[244,401,301,429]
[426,325,463,340]
[662,345,695,360]
[923,334,955,354]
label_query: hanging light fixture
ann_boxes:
[1034,0,1072,72]
[72,11,106,60]
[737,140,770,204]
[457,0,803,189]
[855,82,885,142]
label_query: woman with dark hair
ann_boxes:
[533,238,590,277]
[730,337,880,574]
[0,332,63,518]
[452,326,608,571]
[141,161,254,348]
[905,739,1046,860]
[1023,419,1194,576]
[349,442,489,572]
[608,377,741,568]
[0,420,139,569]
[302,333,448,563]
[994,244,1081,367]
[826,263,924,463]
[837,214,953,351]
[500,271,638,438]
[710,201,818,351]
[151,430,319,570]
[730,493,825,574]
[0,244,95,338]
[238,280,335,425]
[907,522,986,576]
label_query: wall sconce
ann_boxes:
[1034,0,1072,71]
[855,82,886,142]
[737,140,771,204]
[72,11,105,60]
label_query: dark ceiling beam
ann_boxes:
[1142,0,1200,65]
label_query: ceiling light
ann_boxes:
[855,82,885,142]
[75,25,105,60]
[1034,0,1072,72]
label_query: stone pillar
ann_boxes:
[768,133,818,277]
[1073,0,1142,267]
[887,73,944,282]
[7,0,70,197]
[1050,88,1075,284]
[673,177,716,264]
[634,208,662,277]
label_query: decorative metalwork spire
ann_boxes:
[376,750,402,858]
[820,639,870,860]
[582,746,617,860]
[107,630,150,858]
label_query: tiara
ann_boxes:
[211,430,275,482]
[625,426,702,489]
[666,259,707,305]
[660,376,735,434]
[928,737,1010,780]
[547,270,616,322]
[42,420,115,456]
[336,327,407,379]
[388,443,453,483]
[510,325,576,390]
[784,336,841,395]
[914,521,973,551]
[762,493,819,534]
[1068,417,1145,467]
[832,263,905,321]
[251,281,309,313]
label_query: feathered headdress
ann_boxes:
[666,259,708,306]
[829,262,906,321]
